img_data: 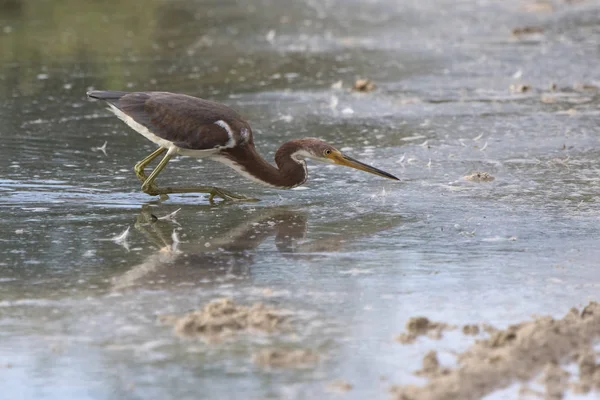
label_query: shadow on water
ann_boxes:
[112,205,406,290]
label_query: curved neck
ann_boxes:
[221,141,308,188]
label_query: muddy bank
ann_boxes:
[392,302,600,400]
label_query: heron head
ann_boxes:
[299,138,399,181]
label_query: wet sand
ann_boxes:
[161,298,290,341]
[392,303,600,400]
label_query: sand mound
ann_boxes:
[391,302,600,400]
[162,298,288,341]
[352,78,376,92]
[462,324,480,335]
[464,172,495,182]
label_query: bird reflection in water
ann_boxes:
[112,205,404,290]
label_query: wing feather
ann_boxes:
[91,91,246,150]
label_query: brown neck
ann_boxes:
[221,141,308,188]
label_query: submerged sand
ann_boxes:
[253,348,320,368]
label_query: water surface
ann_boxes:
[1,0,600,399]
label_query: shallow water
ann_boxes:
[1,0,600,399]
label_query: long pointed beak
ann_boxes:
[334,153,399,180]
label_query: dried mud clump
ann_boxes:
[253,348,319,368]
[482,323,498,334]
[571,348,600,393]
[352,78,376,92]
[165,298,288,340]
[542,362,569,400]
[416,351,451,378]
[462,324,480,335]
[391,302,600,400]
[396,317,456,344]
[464,172,495,182]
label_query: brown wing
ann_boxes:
[88,91,245,150]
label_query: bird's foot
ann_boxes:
[208,188,259,204]
[141,183,163,196]
[140,183,257,203]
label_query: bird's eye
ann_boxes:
[324,149,332,156]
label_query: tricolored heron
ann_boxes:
[87,91,399,201]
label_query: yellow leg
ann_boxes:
[134,147,167,182]
[141,151,173,195]
[139,150,257,202]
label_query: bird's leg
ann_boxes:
[139,151,257,202]
[134,147,167,182]
[141,151,174,196]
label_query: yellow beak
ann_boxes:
[332,152,399,180]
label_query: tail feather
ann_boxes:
[87,90,129,100]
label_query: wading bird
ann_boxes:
[87,91,399,201]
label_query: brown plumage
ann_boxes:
[88,91,247,150]
[87,90,398,198]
